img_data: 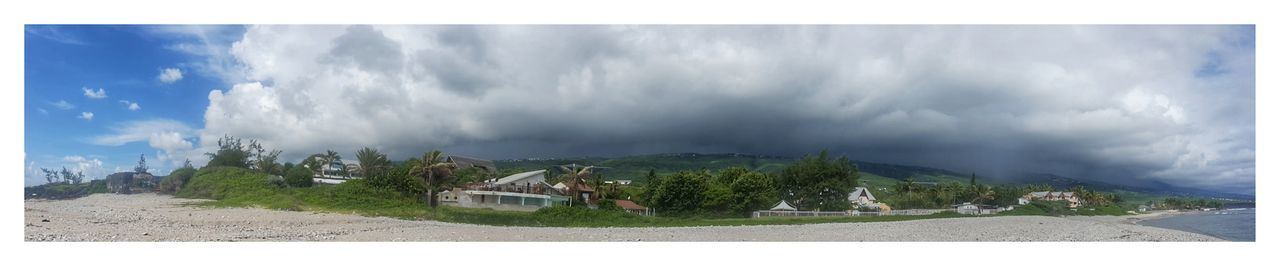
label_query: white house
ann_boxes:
[848,187,878,206]
[440,169,570,211]
[1023,191,1081,208]
[956,202,1000,215]
[604,179,632,185]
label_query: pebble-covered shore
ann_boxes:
[25,193,1222,241]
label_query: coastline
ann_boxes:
[26,193,1223,241]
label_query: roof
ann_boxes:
[769,201,797,211]
[491,169,547,185]
[614,200,647,210]
[447,155,497,173]
[552,181,595,192]
[849,187,876,201]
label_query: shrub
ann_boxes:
[158,167,196,194]
[284,166,314,188]
[597,200,624,212]
[176,167,278,200]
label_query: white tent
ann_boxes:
[769,200,797,211]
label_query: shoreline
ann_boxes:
[26,193,1223,241]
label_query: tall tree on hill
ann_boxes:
[774,150,860,211]
[205,136,254,168]
[40,168,58,184]
[135,154,148,174]
[247,141,282,175]
[409,150,458,208]
[970,173,976,187]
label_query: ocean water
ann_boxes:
[1138,208,1255,241]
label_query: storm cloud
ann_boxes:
[176,25,1253,194]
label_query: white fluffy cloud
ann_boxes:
[184,25,1253,194]
[78,112,93,121]
[82,87,107,99]
[119,100,142,111]
[88,119,193,146]
[87,119,198,168]
[49,100,75,110]
[158,68,183,83]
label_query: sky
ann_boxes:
[23,25,1255,195]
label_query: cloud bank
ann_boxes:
[166,25,1254,194]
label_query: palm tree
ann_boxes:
[557,164,595,205]
[894,178,919,194]
[409,150,457,208]
[302,154,325,177]
[321,150,341,176]
[971,185,995,204]
[355,147,389,178]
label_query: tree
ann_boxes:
[247,142,282,175]
[969,173,976,187]
[205,135,254,168]
[894,178,920,194]
[774,150,859,211]
[726,169,776,216]
[970,184,995,205]
[648,171,708,216]
[557,164,596,205]
[135,154,149,174]
[321,150,341,176]
[302,154,325,177]
[284,165,314,187]
[40,168,58,184]
[408,150,457,208]
[355,147,390,178]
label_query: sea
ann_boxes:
[1138,208,1255,241]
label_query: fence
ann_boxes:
[751,209,955,218]
[752,210,852,218]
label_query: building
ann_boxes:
[440,169,570,211]
[1022,191,1081,208]
[604,179,632,185]
[446,155,497,174]
[553,181,596,204]
[848,187,878,206]
[614,199,652,216]
[955,202,1000,215]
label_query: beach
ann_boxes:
[25,193,1222,242]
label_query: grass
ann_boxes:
[998,201,1133,217]
[175,167,987,227]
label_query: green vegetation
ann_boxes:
[284,165,314,188]
[774,151,859,211]
[1000,200,1129,216]
[25,180,108,199]
[173,167,977,227]
[158,165,197,194]
[1153,197,1226,210]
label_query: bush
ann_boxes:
[284,166,314,188]
[158,167,197,194]
[597,200,624,212]
[176,167,279,201]
[531,205,642,226]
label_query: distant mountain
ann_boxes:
[492,152,1253,201]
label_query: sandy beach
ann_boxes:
[24,193,1222,241]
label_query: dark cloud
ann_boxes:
[186,25,1254,195]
